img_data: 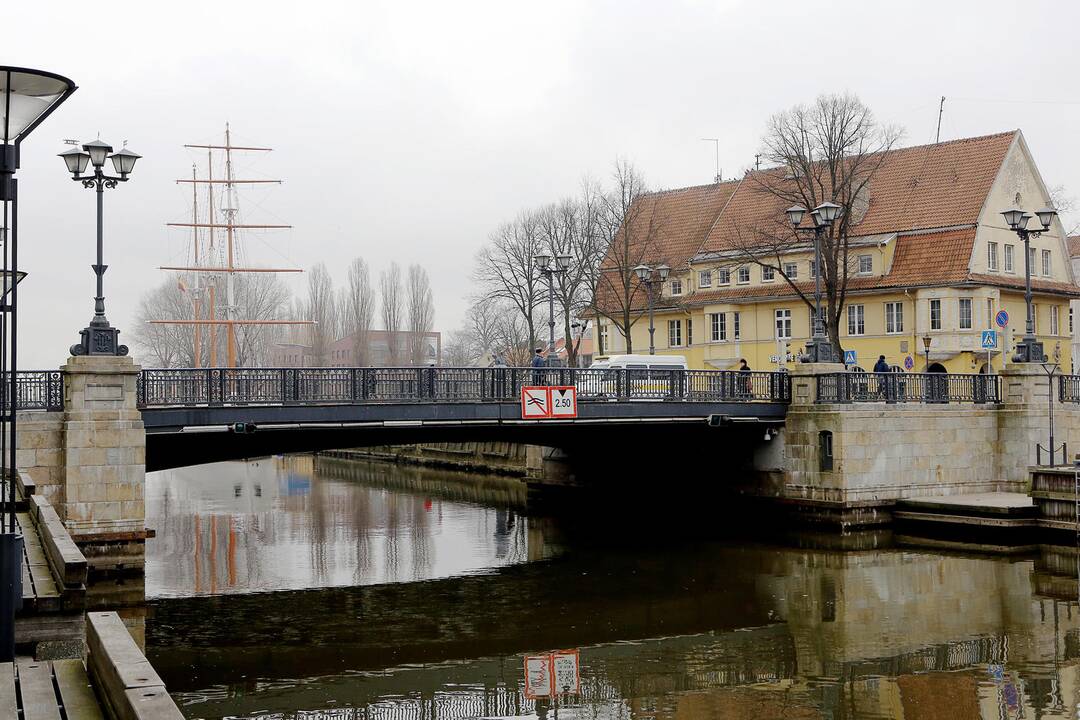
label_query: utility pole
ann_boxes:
[701,138,721,183]
[936,96,946,144]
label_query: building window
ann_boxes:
[717,268,730,285]
[599,324,609,354]
[733,312,741,340]
[885,301,903,334]
[698,270,712,288]
[668,319,682,347]
[1032,304,1039,334]
[710,312,726,342]
[737,266,750,284]
[1028,246,1036,272]
[847,304,865,336]
[809,306,825,336]
[670,278,683,296]
[784,262,798,279]
[1042,249,1052,276]
[1051,305,1060,335]
[988,242,999,271]
[857,255,872,274]
[810,260,818,279]
[687,318,693,346]
[762,265,775,282]
[775,309,792,340]
[1071,306,1074,335]
[930,299,942,330]
[959,298,972,330]
[1004,244,1015,273]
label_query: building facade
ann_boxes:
[271,330,442,367]
[593,131,1079,373]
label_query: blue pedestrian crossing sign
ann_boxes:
[981,330,997,349]
[843,349,857,365]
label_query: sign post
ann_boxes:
[995,310,1009,370]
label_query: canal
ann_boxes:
[128,454,1080,719]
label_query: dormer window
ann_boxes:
[717,268,731,285]
[698,270,712,288]
[737,266,750,284]
[858,255,872,275]
[670,278,683,296]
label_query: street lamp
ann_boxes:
[60,138,141,356]
[634,263,670,355]
[786,201,843,363]
[534,254,572,366]
[922,335,932,371]
[1001,204,1057,362]
[0,66,77,662]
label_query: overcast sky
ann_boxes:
[6,0,1080,367]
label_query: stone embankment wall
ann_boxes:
[330,442,529,476]
[781,363,1080,511]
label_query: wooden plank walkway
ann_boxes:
[2,659,104,720]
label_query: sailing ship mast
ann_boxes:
[154,124,310,367]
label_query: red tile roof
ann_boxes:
[1068,235,1080,258]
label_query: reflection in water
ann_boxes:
[146,456,531,598]
[143,456,1080,719]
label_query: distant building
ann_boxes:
[551,336,594,367]
[271,329,442,367]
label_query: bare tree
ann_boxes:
[130,279,197,367]
[232,272,291,367]
[473,210,543,354]
[380,262,404,364]
[307,263,336,366]
[492,304,532,366]
[464,299,501,360]
[593,160,666,353]
[728,93,902,357]
[343,257,376,365]
[442,329,477,366]
[406,264,435,365]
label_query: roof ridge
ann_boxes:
[642,180,740,197]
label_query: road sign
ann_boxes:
[550,387,578,418]
[843,349,857,366]
[523,655,553,699]
[981,330,997,349]
[521,387,549,418]
[995,309,1009,328]
[903,355,914,370]
[552,650,581,695]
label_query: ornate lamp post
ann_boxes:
[785,202,842,363]
[59,139,140,356]
[1001,205,1057,362]
[0,66,77,662]
[922,335,932,371]
[633,263,670,355]
[533,254,571,366]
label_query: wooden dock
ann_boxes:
[15,471,88,651]
[893,492,1038,528]
[2,612,183,719]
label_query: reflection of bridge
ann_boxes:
[130,367,791,470]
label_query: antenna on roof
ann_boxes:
[754,154,761,171]
[936,96,946,144]
[701,138,721,183]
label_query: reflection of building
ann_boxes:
[271,329,442,367]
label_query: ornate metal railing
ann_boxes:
[136,367,792,408]
[3,371,65,412]
[816,372,1001,404]
[1059,375,1080,403]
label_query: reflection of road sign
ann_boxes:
[550,387,578,418]
[523,655,552,699]
[995,310,1009,328]
[981,330,997,349]
[843,349,857,366]
[903,355,914,370]
[521,387,549,418]
[552,650,581,694]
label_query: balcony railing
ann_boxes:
[2,371,65,412]
[136,367,792,408]
[816,372,1001,404]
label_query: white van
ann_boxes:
[581,354,688,398]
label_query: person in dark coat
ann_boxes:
[738,358,752,397]
[873,355,890,373]
[873,354,891,399]
[531,348,546,384]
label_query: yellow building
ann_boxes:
[594,130,1080,374]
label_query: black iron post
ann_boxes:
[646,281,656,355]
[1001,206,1057,363]
[0,65,77,663]
[546,270,555,367]
[786,203,841,364]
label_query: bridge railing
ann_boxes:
[3,371,65,412]
[816,372,1000,404]
[1059,375,1080,403]
[136,367,791,408]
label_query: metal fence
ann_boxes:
[3,371,64,412]
[1060,375,1080,403]
[136,367,792,408]
[816,372,1001,404]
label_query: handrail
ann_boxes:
[3,371,64,412]
[135,366,792,408]
[816,372,1001,404]
[1060,375,1080,403]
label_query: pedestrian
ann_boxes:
[738,357,752,398]
[531,347,546,385]
[873,354,891,400]
[873,354,890,373]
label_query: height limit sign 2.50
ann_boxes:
[520,387,577,419]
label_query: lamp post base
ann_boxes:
[0,531,23,661]
[70,324,128,357]
[1012,337,1045,363]
[802,337,838,364]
